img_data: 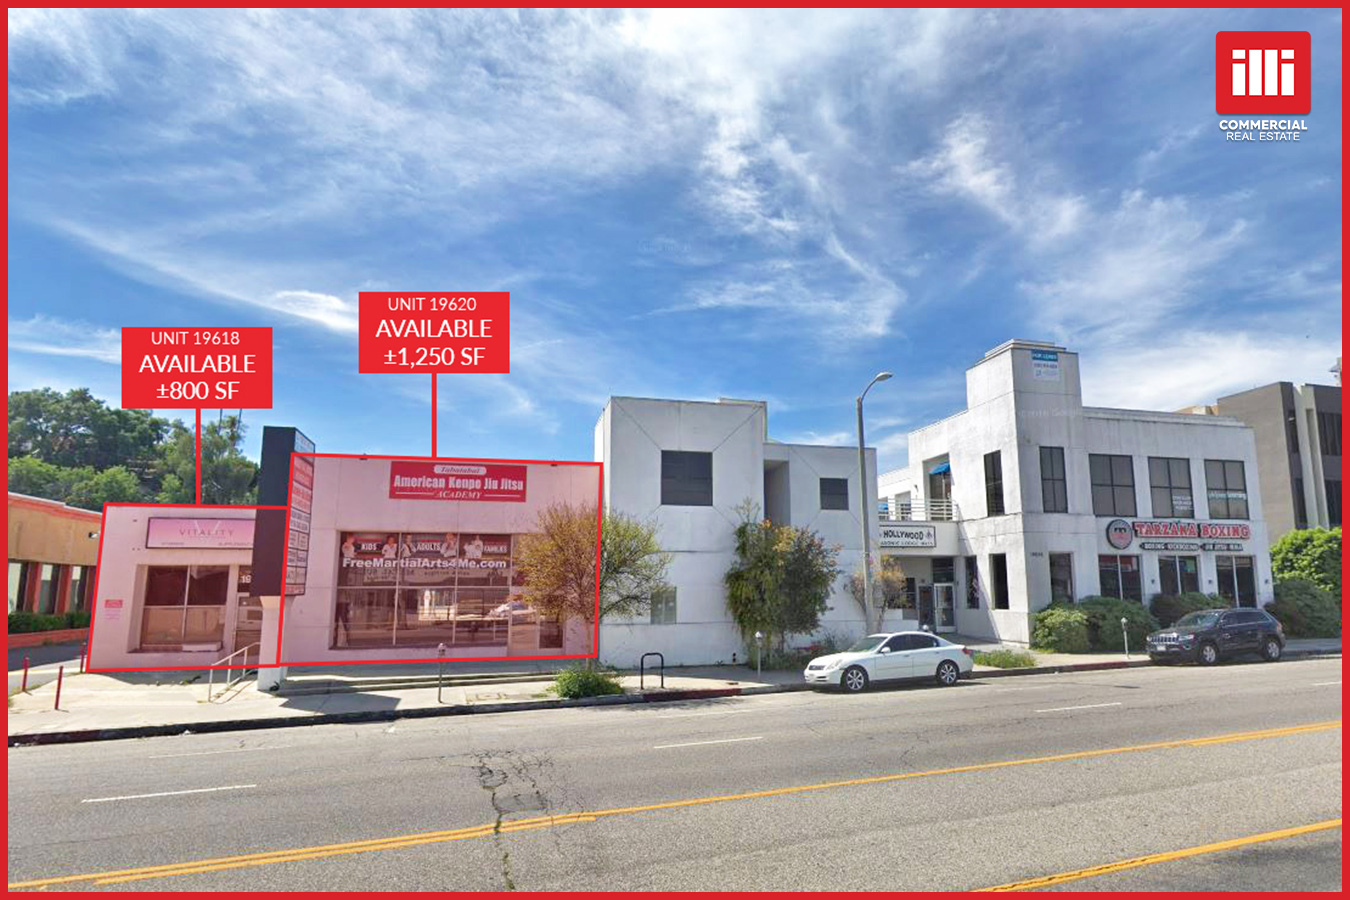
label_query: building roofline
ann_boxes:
[7,492,103,521]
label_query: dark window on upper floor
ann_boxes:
[1090,454,1136,517]
[1205,459,1249,520]
[819,477,849,511]
[1148,457,1194,518]
[1327,479,1342,527]
[1318,412,1342,456]
[1040,446,1068,513]
[984,451,1005,516]
[661,451,713,506]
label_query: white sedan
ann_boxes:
[803,632,974,692]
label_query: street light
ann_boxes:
[857,371,893,635]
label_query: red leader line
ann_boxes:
[82,505,111,672]
[194,408,203,504]
[274,450,299,667]
[592,461,603,659]
[431,373,438,457]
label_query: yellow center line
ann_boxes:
[8,719,1340,890]
[976,818,1343,891]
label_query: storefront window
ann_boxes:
[1158,555,1200,596]
[1049,553,1074,604]
[36,564,60,614]
[139,565,228,649]
[334,531,540,649]
[1205,460,1249,519]
[1098,555,1142,602]
[1216,555,1257,608]
[8,562,27,613]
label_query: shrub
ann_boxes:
[1031,605,1091,653]
[550,665,625,699]
[1266,578,1341,638]
[974,649,1037,668]
[770,632,846,671]
[1270,527,1341,598]
[1150,592,1223,628]
[8,612,67,634]
[1076,597,1159,651]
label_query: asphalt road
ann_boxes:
[7,642,84,695]
[7,657,1342,891]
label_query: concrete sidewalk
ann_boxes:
[8,640,1338,746]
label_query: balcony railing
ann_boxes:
[880,500,960,522]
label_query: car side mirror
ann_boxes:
[879,646,891,654]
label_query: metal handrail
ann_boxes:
[639,652,665,690]
[879,499,960,522]
[206,643,259,702]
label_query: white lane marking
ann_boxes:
[1035,702,1123,713]
[653,736,764,750]
[81,784,257,803]
[654,709,754,720]
[1312,680,1341,686]
[147,747,277,760]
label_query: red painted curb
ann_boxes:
[7,629,88,649]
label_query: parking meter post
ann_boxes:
[1121,617,1130,658]
[754,631,763,679]
[21,655,29,693]
[437,643,447,704]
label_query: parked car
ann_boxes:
[1146,608,1285,665]
[804,632,974,692]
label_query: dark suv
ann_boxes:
[1146,608,1284,665]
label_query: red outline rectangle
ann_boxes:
[274,453,602,668]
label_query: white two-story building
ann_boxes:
[595,396,912,667]
[878,340,1274,646]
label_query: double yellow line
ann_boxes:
[9,719,1340,890]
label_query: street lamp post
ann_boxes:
[857,371,893,635]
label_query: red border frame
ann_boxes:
[271,452,602,667]
[85,503,286,673]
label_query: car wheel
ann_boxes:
[1260,637,1282,662]
[841,666,869,693]
[935,660,961,686]
[1197,642,1219,666]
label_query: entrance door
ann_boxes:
[933,583,957,633]
[232,595,263,664]
[917,585,936,631]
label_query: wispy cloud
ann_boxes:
[9,315,121,363]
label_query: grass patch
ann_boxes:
[973,649,1038,669]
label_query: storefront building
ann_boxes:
[8,492,101,618]
[595,396,906,667]
[88,459,600,671]
[877,340,1274,645]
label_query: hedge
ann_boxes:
[1031,606,1091,653]
[8,610,91,633]
[1077,596,1159,651]
[1266,578,1341,638]
[1150,592,1224,628]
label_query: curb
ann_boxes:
[8,652,1337,747]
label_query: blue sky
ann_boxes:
[8,9,1342,472]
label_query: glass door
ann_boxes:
[933,583,957,632]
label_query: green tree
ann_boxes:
[725,501,842,659]
[515,502,671,662]
[155,415,258,505]
[66,466,145,510]
[1270,527,1341,599]
[8,388,168,482]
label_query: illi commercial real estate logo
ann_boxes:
[1216,31,1310,143]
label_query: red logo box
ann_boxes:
[121,327,273,409]
[389,459,528,502]
[1216,31,1310,115]
[358,292,510,374]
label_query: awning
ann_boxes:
[929,462,950,475]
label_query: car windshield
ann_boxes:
[1174,612,1221,628]
[845,635,888,653]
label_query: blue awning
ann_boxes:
[930,462,951,475]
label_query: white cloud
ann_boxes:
[9,315,121,363]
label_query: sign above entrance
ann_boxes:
[388,460,528,502]
[146,517,255,549]
[879,522,937,549]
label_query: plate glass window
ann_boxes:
[139,565,228,650]
[1216,555,1257,607]
[819,477,849,511]
[1158,555,1200,595]
[1090,454,1136,517]
[661,451,713,506]
[1040,446,1068,513]
[1204,460,1249,519]
[1149,457,1194,518]
[1098,555,1142,602]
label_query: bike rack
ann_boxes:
[639,652,665,690]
